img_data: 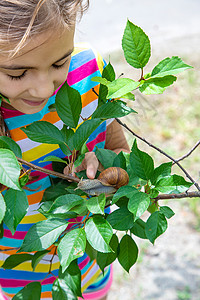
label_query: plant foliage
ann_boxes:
[0,20,194,299]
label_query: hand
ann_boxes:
[64,152,99,179]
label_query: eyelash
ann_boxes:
[7,60,68,81]
[8,70,27,81]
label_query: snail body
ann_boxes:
[76,167,129,196]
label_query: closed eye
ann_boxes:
[8,70,27,80]
[52,58,69,69]
[7,57,70,80]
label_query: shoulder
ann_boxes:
[67,43,106,97]
[69,43,105,75]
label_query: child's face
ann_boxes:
[0,27,74,114]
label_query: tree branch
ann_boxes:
[154,191,200,200]
[17,157,80,183]
[115,118,200,192]
[172,140,200,164]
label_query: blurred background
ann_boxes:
[77,1,200,299]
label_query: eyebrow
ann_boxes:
[0,48,74,70]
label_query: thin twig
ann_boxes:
[115,118,200,192]
[17,157,80,183]
[92,88,99,97]
[173,140,200,164]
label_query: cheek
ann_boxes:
[0,75,24,98]
[58,59,71,80]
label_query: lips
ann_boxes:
[21,98,46,106]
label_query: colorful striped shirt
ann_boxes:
[0,45,112,299]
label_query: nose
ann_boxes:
[28,72,55,99]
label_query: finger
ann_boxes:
[84,152,99,179]
[63,165,71,175]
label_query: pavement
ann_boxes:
[76,0,200,55]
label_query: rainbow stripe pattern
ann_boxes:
[0,46,112,299]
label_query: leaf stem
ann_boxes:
[139,68,145,81]
[63,142,73,154]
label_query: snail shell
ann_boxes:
[76,167,129,196]
[98,167,129,189]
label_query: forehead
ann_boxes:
[0,27,75,65]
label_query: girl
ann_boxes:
[0,1,129,299]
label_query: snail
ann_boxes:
[76,167,129,196]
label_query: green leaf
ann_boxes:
[48,194,84,214]
[112,185,134,204]
[107,206,134,230]
[58,260,82,298]
[130,218,147,239]
[98,62,116,106]
[97,234,119,272]
[80,141,89,155]
[19,173,29,188]
[70,200,88,216]
[102,62,116,81]
[155,174,193,193]
[92,100,136,119]
[41,180,70,202]
[85,215,113,253]
[150,162,172,185]
[91,77,110,85]
[127,189,150,220]
[55,82,82,129]
[107,78,140,99]
[4,189,28,235]
[58,228,86,272]
[59,127,74,155]
[21,121,65,144]
[0,149,21,190]
[0,136,22,158]
[85,240,97,262]
[73,119,102,151]
[139,75,177,94]
[52,278,77,300]
[95,148,117,169]
[151,56,193,78]
[19,218,67,252]
[0,194,6,223]
[122,19,151,69]
[148,188,159,199]
[120,92,135,101]
[31,250,50,271]
[0,222,3,239]
[160,206,175,219]
[118,234,138,272]
[130,139,154,180]
[40,156,68,164]
[113,151,127,169]
[1,253,33,269]
[145,211,168,244]
[86,194,106,215]
[13,282,41,300]
[61,126,74,142]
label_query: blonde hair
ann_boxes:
[0,0,89,137]
[0,0,89,57]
